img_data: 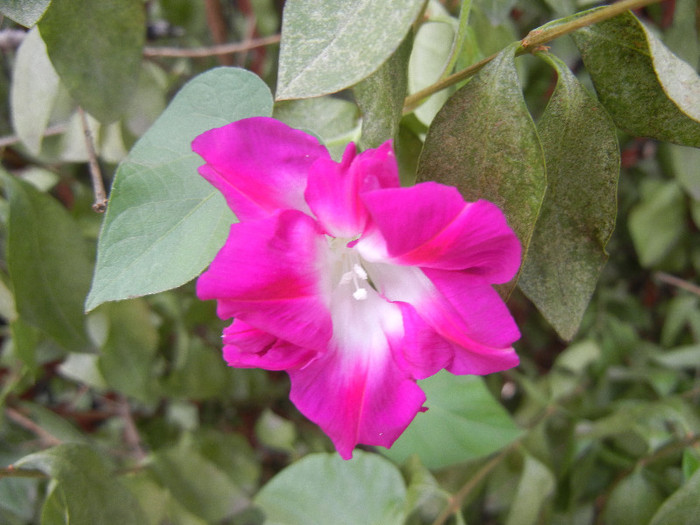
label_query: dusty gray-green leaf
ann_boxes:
[384,372,522,469]
[2,172,92,352]
[354,35,412,150]
[86,68,273,312]
[255,451,407,525]
[0,0,50,26]
[276,0,424,100]
[16,444,147,525]
[273,96,359,160]
[11,27,59,155]
[38,0,145,123]
[417,42,546,293]
[628,180,686,268]
[519,52,619,341]
[572,11,700,147]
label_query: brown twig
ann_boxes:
[114,395,147,461]
[0,124,67,149]
[654,272,700,297]
[143,34,280,58]
[205,0,234,66]
[77,107,108,213]
[5,407,62,447]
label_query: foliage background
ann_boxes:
[0,0,699,524]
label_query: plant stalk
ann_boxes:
[403,0,663,112]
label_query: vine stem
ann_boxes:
[143,34,280,58]
[403,0,663,112]
[431,443,517,525]
[77,107,108,213]
[654,272,700,297]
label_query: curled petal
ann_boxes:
[192,117,330,221]
[197,210,332,350]
[305,141,400,238]
[289,289,425,459]
[222,321,318,370]
[367,263,519,371]
[359,183,521,283]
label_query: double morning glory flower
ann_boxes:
[193,117,521,459]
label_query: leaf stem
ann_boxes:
[403,0,663,112]
[0,466,47,479]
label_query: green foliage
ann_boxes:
[254,451,408,525]
[38,0,145,124]
[276,0,425,99]
[86,68,273,311]
[1,1,699,524]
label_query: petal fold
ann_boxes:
[305,141,400,238]
[359,183,521,283]
[289,286,425,459]
[192,117,330,221]
[197,210,332,350]
[222,320,318,370]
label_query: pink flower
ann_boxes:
[193,117,521,459]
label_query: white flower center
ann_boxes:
[329,239,374,302]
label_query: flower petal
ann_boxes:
[192,117,330,221]
[305,141,400,238]
[197,210,332,350]
[367,263,519,372]
[288,286,425,459]
[358,183,521,283]
[222,320,319,370]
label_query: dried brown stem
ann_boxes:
[654,272,700,297]
[77,107,108,213]
[5,407,62,447]
[143,34,280,58]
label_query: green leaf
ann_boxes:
[628,180,686,268]
[519,52,619,341]
[651,465,700,525]
[2,172,92,352]
[354,34,412,150]
[96,299,158,402]
[604,468,664,525]
[505,454,555,525]
[86,68,273,312]
[38,0,145,123]
[273,96,359,160]
[0,0,50,26]
[383,371,522,469]
[660,143,700,200]
[150,437,251,523]
[417,42,546,293]
[572,11,700,147]
[255,451,407,525]
[276,0,424,100]
[10,27,60,155]
[16,444,147,525]
[408,20,455,125]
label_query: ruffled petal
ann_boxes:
[358,183,521,283]
[221,321,318,370]
[288,285,425,459]
[192,117,331,221]
[197,209,333,350]
[305,141,400,238]
[366,263,519,371]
